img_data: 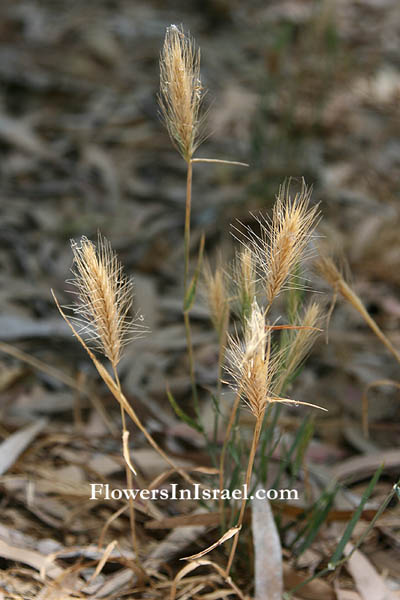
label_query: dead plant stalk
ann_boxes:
[159,25,248,415]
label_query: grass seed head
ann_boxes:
[203,259,230,341]
[253,181,319,305]
[275,302,322,394]
[67,234,144,366]
[227,300,277,419]
[233,247,257,325]
[159,24,205,162]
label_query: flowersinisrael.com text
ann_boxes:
[89,483,299,502]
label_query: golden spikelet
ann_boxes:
[233,247,257,324]
[67,234,143,366]
[159,24,205,162]
[253,181,319,305]
[227,300,277,419]
[275,302,322,394]
[203,259,230,340]
[315,255,342,289]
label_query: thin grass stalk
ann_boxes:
[225,408,265,576]
[318,256,400,366]
[183,159,200,414]
[113,365,139,559]
[0,341,117,435]
[217,309,229,407]
[52,291,195,487]
[219,387,241,527]
[214,339,225,444]
[339,278,400,365]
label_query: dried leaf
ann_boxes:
[345,543,398,600]
[0,419,47,476]
[332,450,400,482]
[181,525,241,560]
[122,430,137,475]
[283,563,335,600]
[0,538,65,580]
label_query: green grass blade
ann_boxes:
[329,464,383,565]
[166,387,203,433]
[295,488,337,556]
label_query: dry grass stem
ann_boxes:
[225,407,265,576]
[317,255,400,366]
[52,290,196,487]
[159,24,204,162]
[66,234,144,557]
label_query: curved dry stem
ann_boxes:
[170,558,246,600]
[219,388,241,524]
[317,255,400,365]
[52,290,196,487]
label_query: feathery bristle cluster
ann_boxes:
[275,302,321,394]
[250,182,319,305]
[203,260,230,340]
[316,255,365,313]
[159,24,204,161]
[316,255,342,289]
[226,183,324,417]
[68,235,143,366]
[227,301,278,419]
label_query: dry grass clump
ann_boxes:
[159,24,204,162]
[68,235,143,367]
[221,186,324,577]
